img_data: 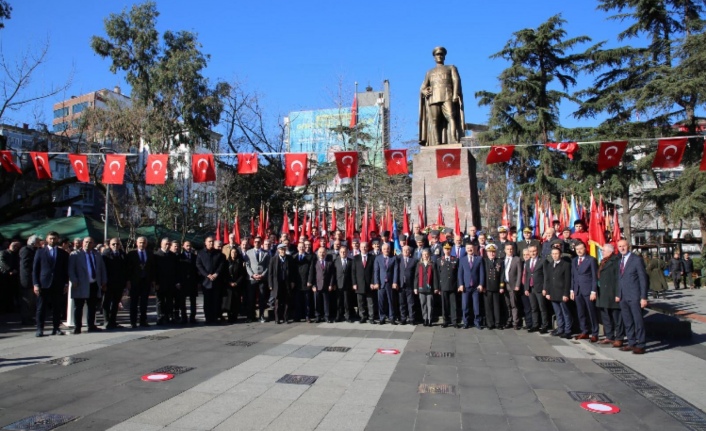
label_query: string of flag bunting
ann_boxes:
[1,136,704,186]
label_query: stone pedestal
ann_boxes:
[411,145,482,231]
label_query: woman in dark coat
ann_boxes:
[413,249,438,327]
[596,244,624,346]
[225,247,246,323]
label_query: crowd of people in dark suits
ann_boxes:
[0,219,662,355]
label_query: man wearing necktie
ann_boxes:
[397,246,419,325]
[32,231,69,337]
[101,238,127,329]
[615,239,649,354]
[126,236,155,328]
[333,245,355,322]
[503,243,523,329]
[245,237,271,323]
[571,241,600,342]
[293,242,314,322]
[457,243,485,329]
[308,247,336,323]
[352,242,376,323]
[524,245,548,333]
[373,243,399,325]
[69,237,108,334]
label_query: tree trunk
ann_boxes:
[621,191,631,244]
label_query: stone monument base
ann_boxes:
[411,145,482,231]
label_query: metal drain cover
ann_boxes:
[568,391,613,403]
[2,413,77,430]
[44,357,88,366]
[535,356,566,363]
[226,340,256,347]
[322,346,351,353]
[419,384,456,394]
[428,351,455,358]
[152,365,194,375]
[276,374,318,385]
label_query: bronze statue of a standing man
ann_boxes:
[419,46,465,146]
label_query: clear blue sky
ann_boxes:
[1,0,631,146]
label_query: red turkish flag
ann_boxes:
[435,148,461,178]
[384,149,408,175]
[192,154,216,183]
[652,137,687,169]
[237,153,258,174]
[350,93,358,128]
[0,151,22,174]
[69,154,90,182]
[546,142,579,160]
[102,154,126,185]
[30,152,52,179]
[597,141,628,172]
[486,145,515,164]
[334,151,358,182]
[284,153,308,187]
[146,154,168,185]
[700,140,706,171]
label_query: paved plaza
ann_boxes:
[1,290,706,431]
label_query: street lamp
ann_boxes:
[99,146,115,243]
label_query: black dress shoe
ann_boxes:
[551,330,563,337]
[463,324,470,329]
[539,327,549,334]
[359,319,367,324]
[275,320,281,325]
[441,323,449,328]
[514,325,522,330]
[87,326,103,332]
[391,320,399,325]
[327,319,334,323]
[487,325,495,330]
[51,329,65,336]
[505,323,514,329]
[527,327,539,333]
[561,333,572,339]
[35,331,44,337]
[73,328,81,335]
[139,322,150,327]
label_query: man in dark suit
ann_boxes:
[69,237,108,334]
[544,245,573,339]
[268,244,294,324]
[436,243,459,328]
[524,245,548,333]
[32,231,69,337]
[450,236,466,260]
[333,244,355,322]
[616,239,649,354]
[292,241,314,322]
[373,243,399,325]
[102,238,128,329]
[571,241,600,342]
[178,241,199,323]
[502,243,523,329]
[457,243,485,329]
[352,241,375,323]
[154,238,180,325]
[309,246,336,323]
[125,236,155,328]
[397,246,418,325]
[0,240,20,314]
[196,236,226,324]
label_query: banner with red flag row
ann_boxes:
[2,137,705,185]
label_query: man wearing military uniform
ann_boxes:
[482,244,504,329]
[517,227,541,259]
[429,230,443,263]
[496,226,517,260]
[419,47,464,146]
[435,243,459,328]
[552,227,576,262]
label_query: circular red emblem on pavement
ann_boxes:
[580,401,620,414]
[377,348,400,355]
[141,373,175,382]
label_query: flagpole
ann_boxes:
[354,81,359,227]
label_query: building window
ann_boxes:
[55,162,69,180]
[72,102,88,114]
[53,122,68,132]
[53,107,69,118]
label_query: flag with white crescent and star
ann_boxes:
[102,154,126,185]
[192,153,216,183]
[384,149,408,175]
[596,141,628,172]
[68,154,90,182]
[146,154,168,185]
[237,153,258,174]
[334,151,358,182]
[485,145,515,165]
[652,137,687,169]
[435,148,461,178]
[284,153,308,187]
[0,150,22,174]
[545,142,579,160]
[30,151,52,179]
